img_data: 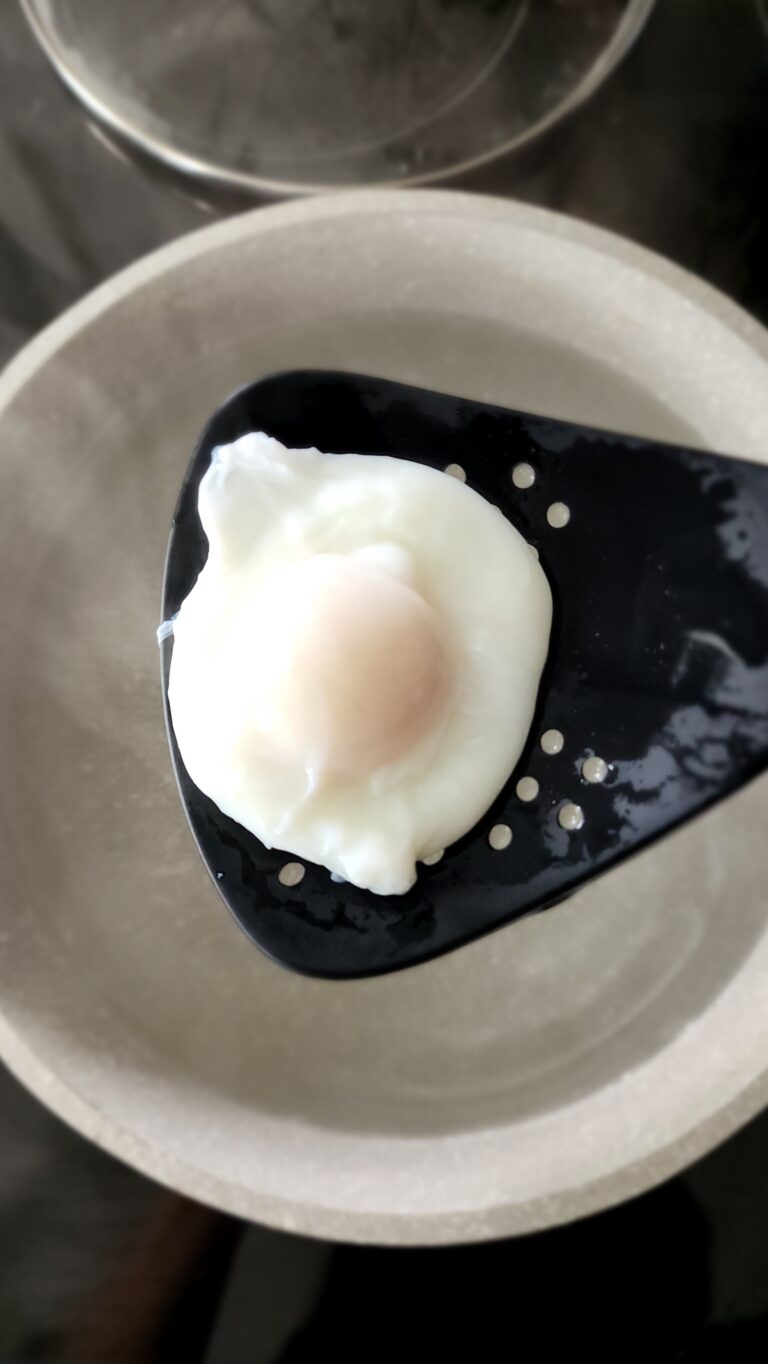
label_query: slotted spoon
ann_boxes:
[160,370,768,979]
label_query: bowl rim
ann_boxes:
[20,0,656,196]
[2,188,768,1245]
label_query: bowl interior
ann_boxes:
[2,193,768,1242]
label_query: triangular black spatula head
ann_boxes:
[161,371,768,979]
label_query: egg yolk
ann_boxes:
[252,554,451,781]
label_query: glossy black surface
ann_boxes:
[161,370,768,979]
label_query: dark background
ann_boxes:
[1,1,767,1359]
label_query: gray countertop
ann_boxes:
[1,1,768,1359]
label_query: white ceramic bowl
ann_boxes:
[1,190,768,1246]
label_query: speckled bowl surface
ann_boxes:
[1,190,768,1245]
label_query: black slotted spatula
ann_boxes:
[160,371,768,979]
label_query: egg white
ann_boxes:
[168,433,552,895]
